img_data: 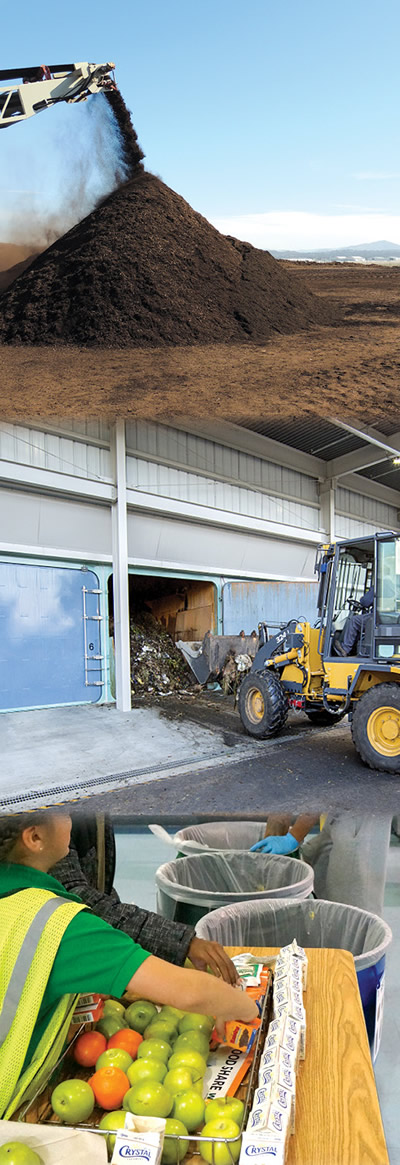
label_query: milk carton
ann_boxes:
[259,1047,278,1072]
[247,1107,270,1133]
[239,1131,287,1165]
[278,1047,297,1075]
[258,1065,277,1090]
[265,1098,290,1153]
[269,1083,295,1135]
[284,1014,305,1061]
[253,1085,273,1112]
[111,1114,166,1165]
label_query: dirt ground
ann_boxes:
[0,261,399,421]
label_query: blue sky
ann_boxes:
[2,0,400,248]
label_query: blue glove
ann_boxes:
[250,833,299,855]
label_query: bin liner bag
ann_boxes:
[155,851,314,909]
[174,822,266,853]
[195,897,392,974]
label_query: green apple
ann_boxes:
[51,1079,95,1123]
[123,1090,136,1112]
[137,1038,172,1064]
[98,1110,126,1153]
[159,1007,185,1023]
[127,1058,168,1087]
[198,1118,241,1165]
[204,1098,244,1126]
[163,1067,195,1096]
[125,1001,158,1034]
[0,1147,42,1165]
[178,1014,213,1037]
[162,1119,188,1165]
[173,1031,210,1059]
[103,1000,126,1019]
[168,1050,207,1082]
[95,1048,133,1074]
[96,1015,127,1039]
[144,1019,178,1043]
[123,1080,173,1118]
[172,1089,205,1133]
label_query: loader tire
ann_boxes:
[238,671,288,739]
[305,708,346,727]
[351,683,400,772]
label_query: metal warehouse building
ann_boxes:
[1,416,399,714]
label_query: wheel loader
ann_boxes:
[238,531,400,772]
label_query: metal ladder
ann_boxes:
[82,586,104,688]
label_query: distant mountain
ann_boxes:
[271,240,400,262]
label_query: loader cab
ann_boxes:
[316,533,400,663]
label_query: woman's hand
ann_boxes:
[188,938,240,984]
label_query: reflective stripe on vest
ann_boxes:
[0,887,86,1118]
[0,896,73,1047]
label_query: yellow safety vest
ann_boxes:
[0,887,86,1118]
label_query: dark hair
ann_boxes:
[0,811,59,862]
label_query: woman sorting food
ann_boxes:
[0,812,257,1120]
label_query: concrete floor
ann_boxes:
[114,824,400,1165]
[1,702,260,809]
[3,697,400,813]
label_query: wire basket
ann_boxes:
[15,981,274,1162]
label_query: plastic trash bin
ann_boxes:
[196,898,392,1060]
[174,821,266,855]
[155,851,314,927]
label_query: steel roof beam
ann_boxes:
[328,421,400,476]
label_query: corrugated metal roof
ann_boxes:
[241,417,400,495]
[242,417,363,460]
[361,463,400,494]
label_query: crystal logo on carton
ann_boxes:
[119,1150,152,1160]
[245,1149,279,1158]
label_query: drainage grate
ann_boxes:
[0,747,257,810]
[1,728,311,812]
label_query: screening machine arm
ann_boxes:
[0,62,116,128]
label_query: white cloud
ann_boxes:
[209,210,400,250]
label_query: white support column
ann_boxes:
[111,421,131,711]
[319,478,336,542]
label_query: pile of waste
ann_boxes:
[130,609,195,696]
[220,649,253,696]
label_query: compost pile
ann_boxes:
[130,609,195,697]
[0,170,336,346]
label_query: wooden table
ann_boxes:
[226,947,388,1165]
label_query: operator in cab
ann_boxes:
[334,586,374,656]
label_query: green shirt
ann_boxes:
[0,863,151,1061]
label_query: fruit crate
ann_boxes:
[13,981,273,1162]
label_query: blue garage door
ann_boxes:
[0,562,103,711]
[222,579,318,634]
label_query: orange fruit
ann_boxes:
[107,1029,143,1059]
[88,1066,130,1110]
[74,1030,107,1067]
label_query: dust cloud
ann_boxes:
[1,91,145,252]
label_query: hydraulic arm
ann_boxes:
[0,63,116,128]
